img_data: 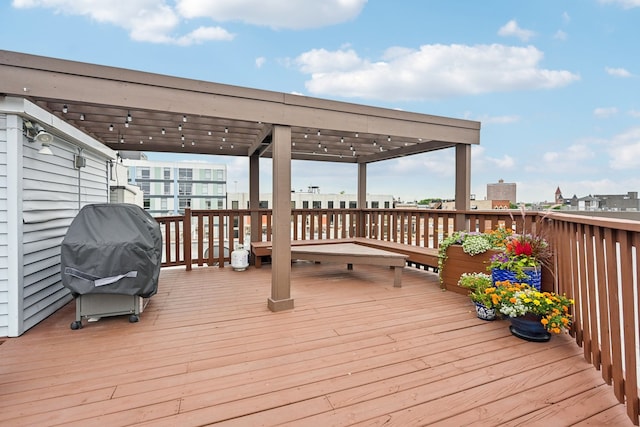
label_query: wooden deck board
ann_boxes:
[0,264,633,426]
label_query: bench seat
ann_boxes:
[250,238,438,270]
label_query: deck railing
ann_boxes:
[155,208,639,425]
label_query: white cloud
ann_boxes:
[176,0,367,30]
[629,110,640,118]
[11,0,362,44]
[498,20,535,42]
[593,107,619,118]
[605,66,632,77]
[295,44,580,101]
[553,30,568,41]
[175,26,234,45]
[255,57,266,68]
[607,127,640,169]
[598,0,640,9]
[12,0,236,45]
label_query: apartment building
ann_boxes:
[123,158,227,216]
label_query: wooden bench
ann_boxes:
[290,242,408,287]
[250,238,438,271]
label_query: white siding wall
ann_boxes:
[0,114,8,336]
[21,137,109,332]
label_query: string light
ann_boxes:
[224,127,228,133]
[355,133,359,138]
[387,136,391,142]
[178,124,183,131]
[120,136,125,143]
[373,140,377,146]
[191,140,195,146]
[124,119,129,128]
[182,115,187,122]
[304,134,308,139]
[62,105,68,113]
[109,124,114,132]
[161,128,166,135]
[127,111,132,122]
[181,142,185,148]
[181,134,185,141]
[340,137,344,143]
[80,113,85,121]
[350,144,354,151]
[317,130,321,136]
[208,131,212,136]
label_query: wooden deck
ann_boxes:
[0,263,633,426]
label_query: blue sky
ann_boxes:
[2,0,639,203]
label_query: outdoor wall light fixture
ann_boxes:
[33,124,54,144]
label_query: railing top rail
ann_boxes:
[545,211,640,232]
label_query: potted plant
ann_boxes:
[457,272,497,320]
[438,229,510,294]
[493,280,574,342]
[487,229,552,290]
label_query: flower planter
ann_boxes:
[509,313,551,342]
[474,302,496,321]
[440,245,501,295]
[491,266,542,291]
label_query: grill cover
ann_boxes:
[61,203,162,298]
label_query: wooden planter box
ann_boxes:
[440,245,500,295]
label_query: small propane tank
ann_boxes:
[231,244,249,271]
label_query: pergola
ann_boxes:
[0,49,481,311]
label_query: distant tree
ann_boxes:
[418,198,442,205]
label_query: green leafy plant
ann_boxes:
[457,272,496,308]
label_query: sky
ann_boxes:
[2,0,640,203]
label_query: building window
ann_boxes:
[179,182,192,196]
[161,198,167,210]
[143,198,150,209]
[313,201,322,209]
[216,169,224,180]
[302,201,309,209]
[328,201,334,209]
[384,201,390,208]
[163,168,171,180]
[232,200,239,209]
[163,182,171,195]
[340,201,346,209]
[291,201,296,209]
[217,199,224,209]
[178,168,192,180]
[204,169,212,180]
[179,198,191,209]
[371,201,379,209]
[259,201,269,209]
[349,201,357,208]
[205,200,211,209]
[137,167,150,180]
[140,181,150,194]
[202,184,208,195]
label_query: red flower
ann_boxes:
[512,240,532,256]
